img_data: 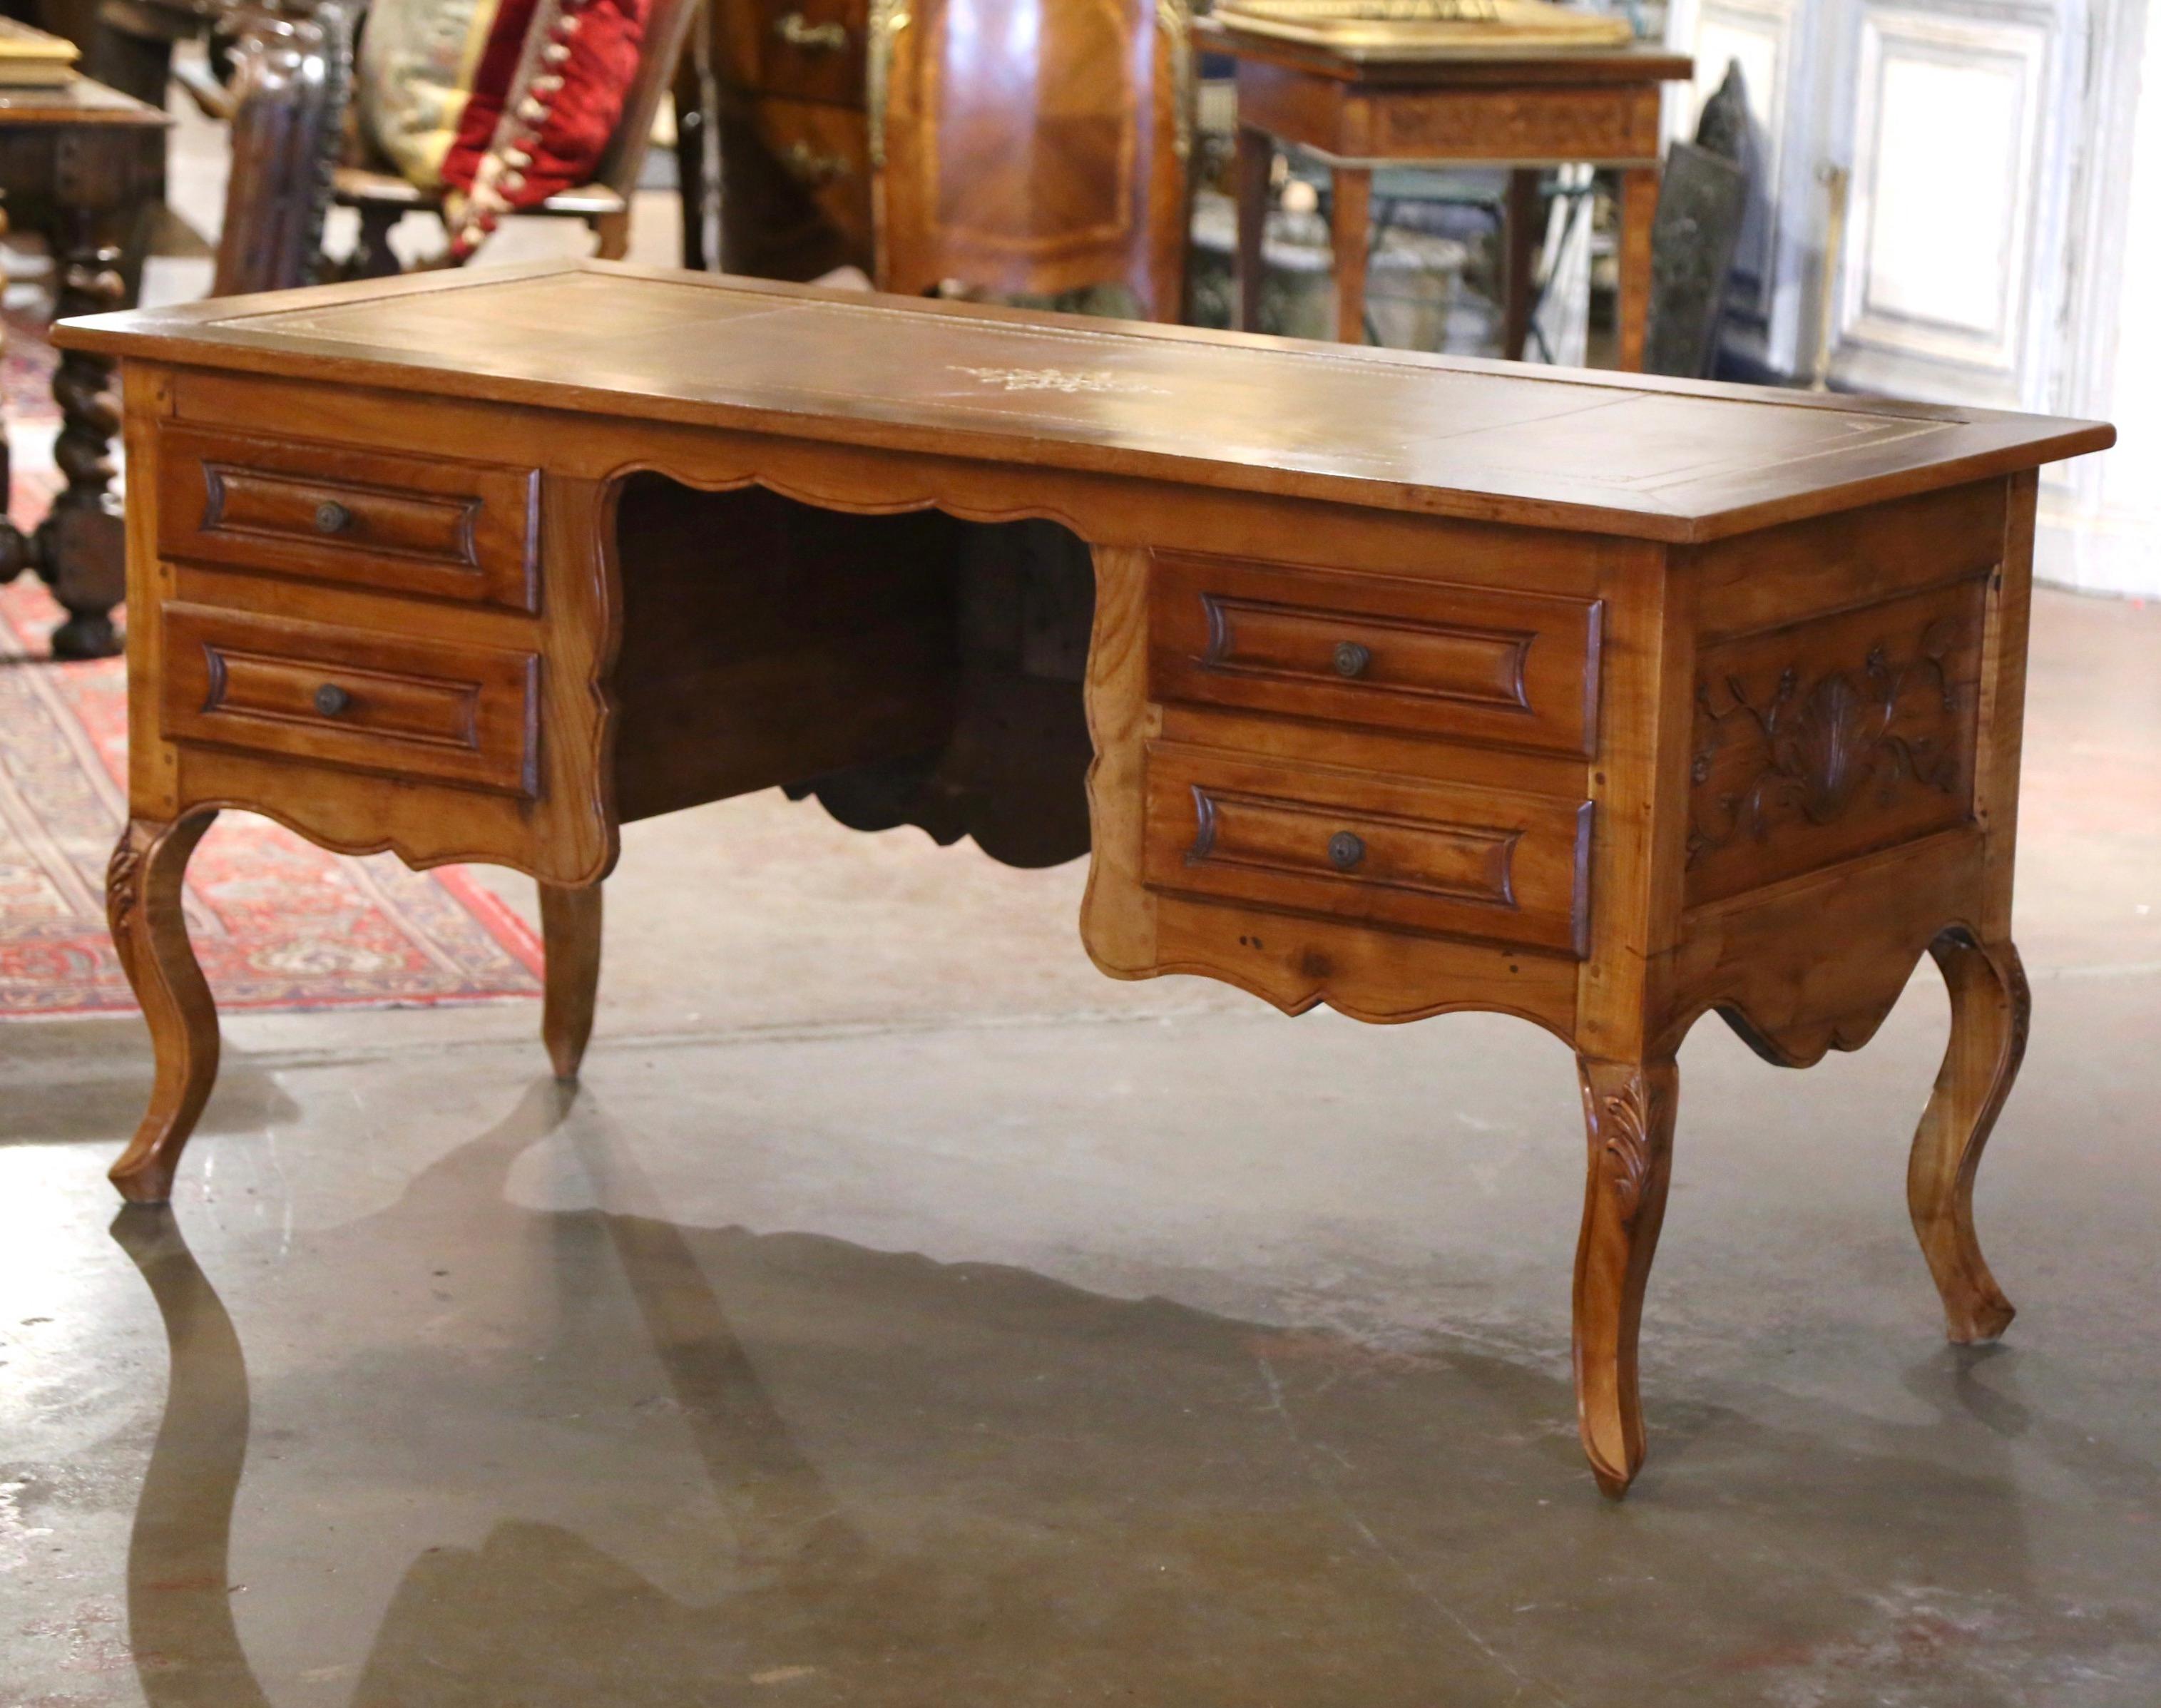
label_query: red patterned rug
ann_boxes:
[0,321,543,1018]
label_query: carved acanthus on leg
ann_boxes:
[108,812,223,1205]
[1908,929,2026,1343]
[1572,1055,1678,1498]
[540,882,603,1082]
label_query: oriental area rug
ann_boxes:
[0,317,543,1018]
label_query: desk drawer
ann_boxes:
[1150,552,1601,755]
[1144,744,1591,956]
[158,426,540,611]
[161,603,539,797]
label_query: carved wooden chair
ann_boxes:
[208,0,359,296]
[334,0,703,273]
[870,0,1192,319]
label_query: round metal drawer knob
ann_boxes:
[1333,640,1372,678]
[313,682,352,717]
[1327,830,1366,871]
[315,500,353,535]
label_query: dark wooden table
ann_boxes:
[0,74,168,657]
[63,262,2110,1495]
[1199,19,1692,362]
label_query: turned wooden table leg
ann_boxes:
[0,200,29,589]
[540,882,603,1083]
[1330,165,1372,346]
[39,235,129,660]
[1502,167,1542,361]
[108,813,222,1205]
[1909,929,2026,1343]
[1613,165,1659,373]
[1573,1055,1677,1497]
[1234,124,1272,334]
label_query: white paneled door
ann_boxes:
[1832,1,2080,409]
[1669,0,2152,592]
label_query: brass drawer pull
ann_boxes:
[1327,830,1365,871]
[781,140,852,186]
[313,682,352,717]
[1333,640,1371,678]
[775,11,849,51]
[314,499,353,535]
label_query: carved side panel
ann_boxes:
[1685,576,1987,906]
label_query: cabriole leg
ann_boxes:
[1573,1055,1678,1497]
[107,812,222,1205]
[1909,929,2026,1343]
[540,881,603,1083]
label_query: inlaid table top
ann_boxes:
[64,260,2110,543]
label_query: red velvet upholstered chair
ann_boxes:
[333,0,702,272]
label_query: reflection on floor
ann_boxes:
[111,1087,1570,1703]
[3,590,2159,1704]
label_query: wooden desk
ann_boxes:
[0,74,168,656]
[61,262,2110,1495]
[1198,21,1692,361]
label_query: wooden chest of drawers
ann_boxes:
[715,0,877,280]
[712,0,1190,317]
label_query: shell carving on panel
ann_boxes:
[1687,615,1967,869]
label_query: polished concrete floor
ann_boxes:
[6,576,2160,1704]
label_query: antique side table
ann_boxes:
[61,262,2110,1493]
[0,73,168,657]
[1199,19,1692,361]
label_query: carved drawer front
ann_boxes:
[1143,744,1592,956]
[161,603,540,797]
[158,426,539,612]
[1150,552,1600,755]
